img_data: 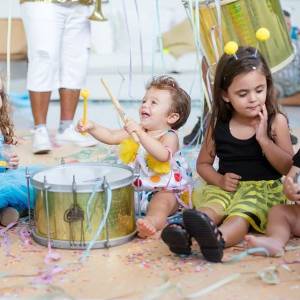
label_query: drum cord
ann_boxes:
[86,179,103,232]
[80,179,112,261]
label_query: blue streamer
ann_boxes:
[121,0,133,99]
[133,0,144,73]
[155,0,165,71]
[80,182,112,261]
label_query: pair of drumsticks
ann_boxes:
[80,79,139,142]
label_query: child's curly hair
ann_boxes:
[146,75,191,130]
[0,78,15,144]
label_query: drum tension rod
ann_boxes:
[64,175,85,248]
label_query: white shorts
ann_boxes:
[21,2,92,91]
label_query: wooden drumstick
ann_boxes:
[100,79,139,143]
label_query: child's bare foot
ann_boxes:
[136,218,157,238]
[244,235,284,257]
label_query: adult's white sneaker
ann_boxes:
[55,124,98,147]
[32,126,52,154]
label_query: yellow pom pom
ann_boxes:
[146,154,170,174]
[224,41,238,55]
[80,89,90,99]
[256,27,270,41]
[119,138,139,164]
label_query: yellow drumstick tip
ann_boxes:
[80,89,90,99]
[256,28,270,42]
[224,41,238,56]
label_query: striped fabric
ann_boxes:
[192,180,286,233]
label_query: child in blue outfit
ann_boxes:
[0,77,35,226]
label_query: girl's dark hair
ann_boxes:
[146,75,191,130]
[209,46,283,140]
[0,79,15,144]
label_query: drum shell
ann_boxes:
[31,163,136,249]
[198,0,294,73]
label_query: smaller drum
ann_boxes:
[31,163,135,249]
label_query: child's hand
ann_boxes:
[124,119,143,136]
[8,154,19,169]
[220,172,241,192]
[76,119,94,133]
[283,176,300,201]
[255,104,268,143]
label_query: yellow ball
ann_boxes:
[80,89,90,99]
[224,41,238,55]
[256,28,270,41]
[163,48,170,55]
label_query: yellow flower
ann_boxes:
[146,154,170,174]
[119,138,139,164]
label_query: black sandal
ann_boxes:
[161,223,192,255]
[183,209,225,262]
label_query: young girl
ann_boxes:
[77,75,192,238]
[161,46,294,262]
[0,76,29,226]
[245,149,300,256]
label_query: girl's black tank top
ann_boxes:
[215,120,281,181]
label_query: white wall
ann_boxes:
[281,0,300,27]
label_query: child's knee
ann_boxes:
[268,204,288,218]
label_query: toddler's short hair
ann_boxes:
[146,75,191,130]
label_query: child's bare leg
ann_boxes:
[198,207,224,225]
[218,216,249,247]
[245,204,300,256]
[137,191,178,238]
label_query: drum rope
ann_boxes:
[86,179,103,232]
[80,179,112,261]
[43,177,52,252]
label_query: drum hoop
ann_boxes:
[271,52,295,74]
[199,0,238,7]
[30,162,134,193]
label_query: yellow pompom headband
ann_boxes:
[224,27,270,59]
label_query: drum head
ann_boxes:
[31,163,133,192]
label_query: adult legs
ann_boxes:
[21,3,64,153]
[29,91,51,126]
[59,88,80,121]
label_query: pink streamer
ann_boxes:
[0,221,17,256]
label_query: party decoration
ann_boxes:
[256,27,270,41]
